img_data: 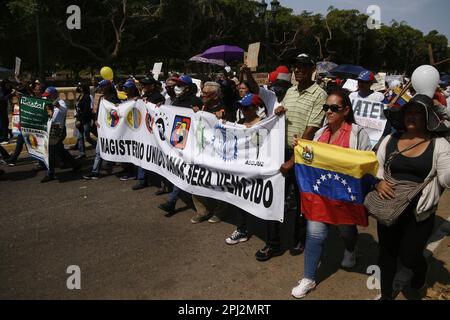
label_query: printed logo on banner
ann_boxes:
[145,111,154,134]
[125,107,142,130]
[106,109,120,128]
[154,111,169,141]
[212,124,238,161]
[170,116,191,150]
[195,117,207,154]
[26,133,39,149]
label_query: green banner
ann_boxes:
[19,95,52,168]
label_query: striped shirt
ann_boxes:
[283,83,327,147]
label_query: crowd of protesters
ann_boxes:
[1,53,450,300]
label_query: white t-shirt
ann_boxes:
[349,91,385,102]
[52,99,67,126]
[258,86,278,116]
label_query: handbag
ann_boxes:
[364,138,436,226]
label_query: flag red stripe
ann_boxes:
[300,192,369,227]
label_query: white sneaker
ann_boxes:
[291,278,316,299]
[341,249,356,268]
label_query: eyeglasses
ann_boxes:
[322,104,344,113]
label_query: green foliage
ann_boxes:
[1,0,448,76]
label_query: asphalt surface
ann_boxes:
[0,147,449,300]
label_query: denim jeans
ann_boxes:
[137,167,148,186]
[92,142,103,174]
[10,133,25,162]
[77,122,97,156]
[304,220,358,281]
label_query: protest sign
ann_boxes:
[252,73,269,86]
[371,72,386,92]
[247,42,260,69]
[98,99,285,221]
[19,95,52,167]
[343,79,358,92]
[192,78,202,97]
[152,62,163,80]
[351,97,387,147]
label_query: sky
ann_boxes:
[281,0,450,40]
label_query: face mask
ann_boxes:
[174,86,184,97]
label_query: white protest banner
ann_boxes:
[152,62,163,80]
[98,100,285,221]
[247,42,261,69]
[371,72,386,92]
[351,97,387,147]
[343,79,358,92]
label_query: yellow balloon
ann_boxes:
[117,91,127,100]
[100,66,114,80]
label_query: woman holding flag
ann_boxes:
[291,90,372,299]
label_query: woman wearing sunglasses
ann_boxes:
[291,90,372,299]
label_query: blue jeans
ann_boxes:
[304,220,358,281]
[137,167,148,186]
[76,122,97,156]
[168,186,182,205]
[92,142,103,174]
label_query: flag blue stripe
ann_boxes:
[295,164,376,204]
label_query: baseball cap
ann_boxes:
[293,53,315,66]
[276,72,291,82]
[357,70,375,82]
[141,77,157,85]
[276,66,290,74]
[237,93,263,108]
[123,80,137,89]
[177,75,193,86]
[97,80,113,88]
[42,86,57,97]
[269,71,279,84]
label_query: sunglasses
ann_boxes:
[323,104,345,113]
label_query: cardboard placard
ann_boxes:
[152,62,163,80]
[371,72,386,92]
[247,43,261,69]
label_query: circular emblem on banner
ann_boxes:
[105,109,120,128]
[125,107,142,130]
[27,134,39,149]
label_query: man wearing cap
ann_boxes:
[141,77,165,105]
[41,87,80,182]
[173,75,202,110]
[349,70,385,102]
[257,53,327,262]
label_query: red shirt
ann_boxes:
[318,122,352,148]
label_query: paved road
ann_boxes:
[0,148,448,300]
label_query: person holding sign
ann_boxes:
[41,87,81,183]
[256,53,327,262]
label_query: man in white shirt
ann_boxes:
[349,70,385,102]
[41,87,80,182]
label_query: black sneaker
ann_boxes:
[83,173,99,180]
[132,183,148,191]
[290,241,305,256]
[225,229,249,245]
[255,245,283,262]
[41,175,56,183]
[158,202,175,215]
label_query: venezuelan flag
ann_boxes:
[382,87,412,107]
[294,140,379,227]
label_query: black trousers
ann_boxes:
[48,129,76,176]
[266,148,305,249]
[0,104,9,142]
[377,205,434,298]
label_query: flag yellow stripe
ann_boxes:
[294,139,379,179]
